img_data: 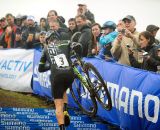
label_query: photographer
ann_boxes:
[111,15,140,65]
[129,31,160,72]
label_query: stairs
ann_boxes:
[0,107,112,130]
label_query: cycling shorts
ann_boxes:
[50,68,74,99]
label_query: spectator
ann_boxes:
[39,31,47,48]
[116,20,125,32]
[146,24,159,45]
[67,18,78,40]
[22,15,40,49]
[58,16,65,24]
[15,14,23,29]
[88,23,102,56]
[0,17,8,48]
[33,31,47,51]
[111,15,140,65]
[49,21,69,40]
[21,15,28,32]
[14,28,25,48]
[0,19,3,37]
[98,21,118,59]
[39,17,47,31]
[77,3,95,24]
[47,10,67,29]
[5,13,17,48]
[0,24,1,32]
[129,31,160,72]
[0,21,2,48]
[75,14,92,57]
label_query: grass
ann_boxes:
[0,88,54,108]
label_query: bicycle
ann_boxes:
[70,49,112,117]
[45,31,112,117]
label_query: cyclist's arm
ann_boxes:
[38,47,50,72]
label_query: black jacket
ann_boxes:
[85,10,95,24]
[56,28,70,40]
[67,28,78,40]
[129,45,160,72]
[22,25,40,49]
[78,24,92,57]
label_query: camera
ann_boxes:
[126,44,130,48]
[121,28,126,35]
[142,52,149,56]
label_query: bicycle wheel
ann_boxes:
[84,62,112,111]
[70,69,97,117]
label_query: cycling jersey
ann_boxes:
[38,40,73,75]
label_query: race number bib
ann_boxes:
[54,54,69,67]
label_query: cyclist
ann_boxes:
[38,31,82,130]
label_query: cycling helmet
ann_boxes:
[102,21,116,30]
[45,30,60,43]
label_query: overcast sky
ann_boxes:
[0,0,160,38]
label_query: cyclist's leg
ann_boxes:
[63,91,70,126]
[51,79,66,129]
[54,91,70,129]
[63,92,68,110]
[54,99,64,126]
[52,70,74,128]
[52,85,71,129]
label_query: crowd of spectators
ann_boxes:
[0,3,160,73]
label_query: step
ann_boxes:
[0,107,110,130]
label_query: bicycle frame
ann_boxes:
[72,64,93,96]
[71,50,96,96]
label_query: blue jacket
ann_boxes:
[98,31,118,60]
[99,31,118,46]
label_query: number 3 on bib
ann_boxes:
[54,54,69,67]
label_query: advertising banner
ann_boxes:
[32,50,160,130]
[0,49,33,92]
